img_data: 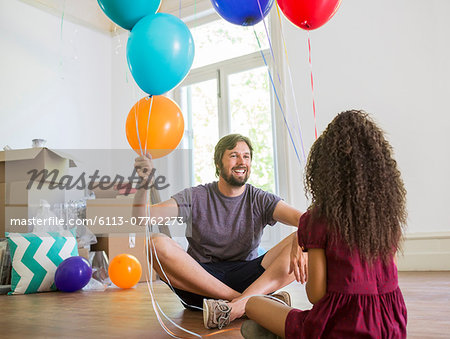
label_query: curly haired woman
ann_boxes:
[242,110,408,338]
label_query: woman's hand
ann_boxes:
[288,234,308,284]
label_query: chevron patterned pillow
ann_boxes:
[6,229,79,295]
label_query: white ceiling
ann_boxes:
[19,0,212,34]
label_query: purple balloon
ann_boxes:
[210,0,274,26]
[55,256,92,292]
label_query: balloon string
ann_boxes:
[151,233,203,311]
[307,32,318,140]
[255,1,306,165]
[144,199,184,338]
[145,229,186,338]
[255,0,281,86]
[60,0,65,41]
[135,121,179,338]
[275,4,307,162]
[139,168,205,336]
[135,104,188,337]
[59,0,66,75]
[144,95,154,154]
[135,98,205,314]
[145,227,202,338]
[134,100,144,156]
[253,28,303,168]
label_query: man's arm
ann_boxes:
[273,200,308,283]
[272,200,302,227]
[132,189,178,219]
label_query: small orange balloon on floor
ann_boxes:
[108,254,142,289]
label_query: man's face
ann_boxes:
[219,141,252,187]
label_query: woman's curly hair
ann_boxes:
[305,110,407,263]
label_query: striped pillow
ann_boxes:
[6,229,78,295]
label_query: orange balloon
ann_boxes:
[108,254,142,289]
[126,95,184,159]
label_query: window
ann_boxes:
[175,15,277,193]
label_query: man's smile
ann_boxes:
[232,167,247,176]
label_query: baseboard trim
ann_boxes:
[398,232,450,271]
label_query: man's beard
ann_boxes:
[220,168,249,187]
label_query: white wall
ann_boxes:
[110,31,145,150]
[279,0,450,235]
[0,0,112,150]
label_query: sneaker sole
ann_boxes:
[203,299,209,329]
[272,291,291,307]
[281,292,291,307]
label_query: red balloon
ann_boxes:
[277,0,342,31]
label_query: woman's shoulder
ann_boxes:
[299,210,328,232]
[298,210,329,249]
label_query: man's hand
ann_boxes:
[134,153,154,186]
[288,234,308,284]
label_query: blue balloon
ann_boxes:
[55,256,92,292]
[127,13,195,95]
[210,0,275,26]
[97,0,161,30]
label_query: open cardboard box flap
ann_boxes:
[0,148,76,167]
[0,148,77,183]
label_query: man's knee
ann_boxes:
[149,233,181,260]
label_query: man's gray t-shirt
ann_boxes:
[171,182,281,263]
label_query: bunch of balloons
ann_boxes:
[210,0,341,30]
[97,0,194,157]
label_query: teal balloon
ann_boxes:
[127,13,195,95]
[97,0,161,30]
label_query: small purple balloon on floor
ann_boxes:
[55,256,92,292]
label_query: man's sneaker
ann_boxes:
[203,299,231,329]
[271,291,291,306]
[240,320,281,339]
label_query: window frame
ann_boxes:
[171,8,295,247]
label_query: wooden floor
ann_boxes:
[0,272,449,338]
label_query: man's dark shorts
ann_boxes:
[162,255,266,310]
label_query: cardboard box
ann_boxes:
[10,180,69,216]
[91,185,120,199]
[3,206,28,234]
[86,196,146,236]
[0,148,77,236]
[78,247,89,260]
[92,234,157,282]
[0,148,76,183]
[91,182,136,199]
[0,181,73,235]
[1,183,27,235]
[0,183,4,237]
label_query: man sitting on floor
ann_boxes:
[132,134,307,329]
